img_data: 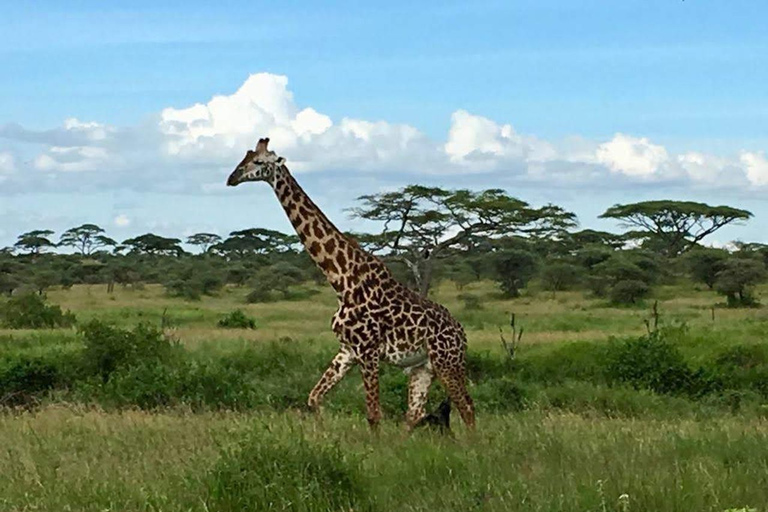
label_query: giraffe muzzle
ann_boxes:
[226,169,243,186]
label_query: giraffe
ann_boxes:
[227,138,475,430]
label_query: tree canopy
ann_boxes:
[351,185,577,295]
[122,234,184,256]
[14,230,56,255]
[59,224,117,255]
[600,200,752,257]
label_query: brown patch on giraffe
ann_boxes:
[308,241,321,257]
[324,238,336,253]
[312,221,325,239]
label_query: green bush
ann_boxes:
[79,320,178,382]
[0,293,76,329]
[205,430,371,512]
[457,293,483,310]
[715,258,765,307]
[605,330,720,397]
[609,279,650,305]
[217,309,257,329]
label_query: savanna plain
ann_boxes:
[1,281,767,512]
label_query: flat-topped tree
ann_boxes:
[185,233,222,254]
[59,224,116,255]
[600,200,752,257]
[226,138,476,431]
[351,185,577,296]
[122,234,184,257]
[14,230,56,255]
[211,228,299,259]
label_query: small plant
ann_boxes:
[0,293,76,329]
[499,312,523,360]
[457,293,483,310]
[217,309,257,329]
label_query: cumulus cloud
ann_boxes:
[0,72,764,195]
[740,152,768,187]
[595,134,669,178]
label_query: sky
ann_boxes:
[1,0,766,249]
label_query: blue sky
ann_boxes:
[1,0,766,248]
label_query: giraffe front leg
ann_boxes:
[358,353,382,430]
[307,348,355,412]
[406,364,434,430]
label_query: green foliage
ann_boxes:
[456,293,483,310]
[605,328,721,397]
[163,262,225,301]
[59,224,116,255]
[122,233,184,256]
[600,200,753,256]
[205,430,370,512]
[217,309,257,329]
[715,258,766,307]
[246,263,306,303]
[14,229,56,255]
[609,279,650,305]
[682,247,729,289]
[494,249,538,298]
[79,320,177,382]
[540,261,583,292]
[0,293,76,329]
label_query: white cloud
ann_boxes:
[595,133,669,178]
[740,151,768,187]
[114,214,131,227]
[0,71,763,196]
[0,152,15,174]
[34,146,111,172]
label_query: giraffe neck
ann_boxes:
[271,168,369,293]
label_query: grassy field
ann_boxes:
[1,281,768,511]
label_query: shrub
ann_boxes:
[715,258,766,307]
[205,430,371,512]
[605,330,720,397]
[682,247,729,289]
[0,357,61,406]
[494,249,538,298]
[457,293,483,310]
[79,320,177,382]
[217,309,257,329]
[0,293,76,329]
[540,261,583,292]
[609,279,650,305]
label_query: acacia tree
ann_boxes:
[211,229,298,259]
[122,234,185,256]
[186,233,222,254]
[600,201,752,257]
[351,185,577,295]
[59,224,116,255]
[14,230,56,255]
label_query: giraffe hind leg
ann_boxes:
[405,364,434,430]
[435,365,475,429]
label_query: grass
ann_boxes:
[1,280,767,510]
[0,407,766,512]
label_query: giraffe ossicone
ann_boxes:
[227,138,476,430]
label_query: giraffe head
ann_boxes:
[227,138,286,187]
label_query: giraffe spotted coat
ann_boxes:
[228,138,475,429]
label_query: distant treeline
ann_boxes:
[1,191,766,306]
